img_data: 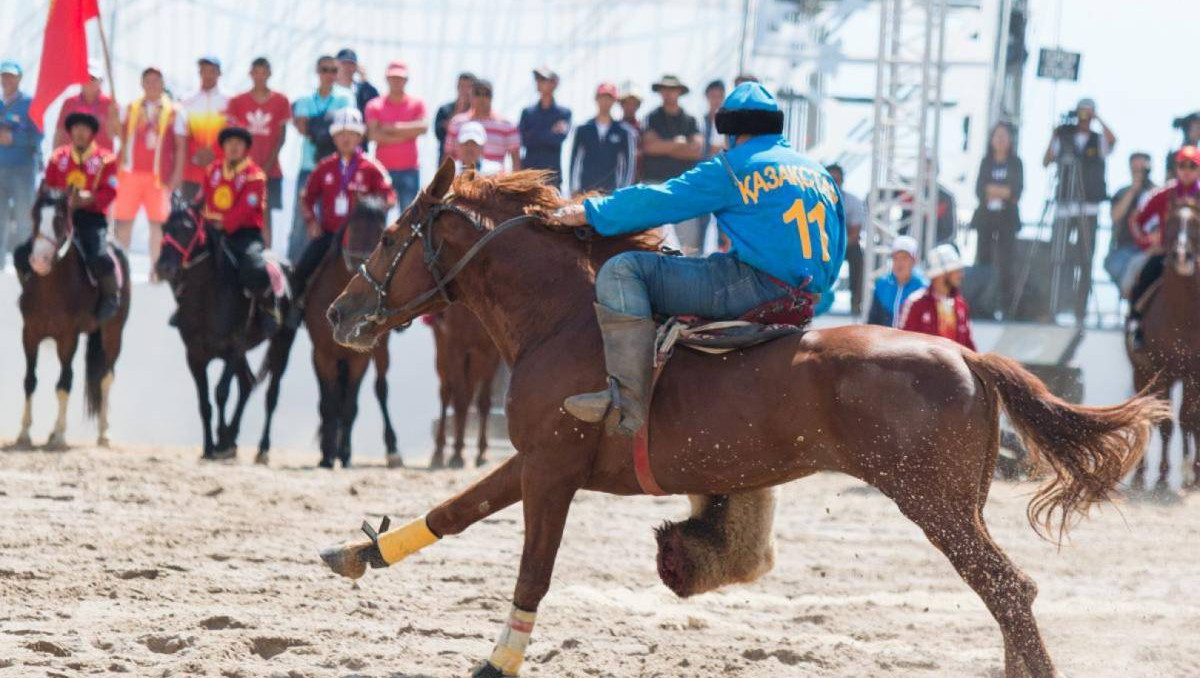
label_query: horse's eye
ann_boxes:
[381,234,394,249]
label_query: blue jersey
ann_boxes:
[583,134,846,298]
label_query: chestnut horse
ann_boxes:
[156,203,297,462]
[428,303,501,469]
[302,198,400,469]
[1128,198,1200,491]
[15,191,130,449]
[321,162,1166,678]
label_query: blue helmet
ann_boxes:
[715,82,784,137]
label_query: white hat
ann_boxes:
[890,235,919,259]
[457,121,487,146]
[87,59,104,80]
[923,243,965,278]
[330,108,365,136]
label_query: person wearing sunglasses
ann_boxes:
[1126,146,1200,349]
[287,55,354,261]
[443,78,521,172]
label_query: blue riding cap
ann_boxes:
[715,82,784,136]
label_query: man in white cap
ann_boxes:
[899,243,976,350]
[866,234,927,327]
[1043,96,1117,324]
[454,121,502,177]
[291,107,394,323]
[53,59,119,152]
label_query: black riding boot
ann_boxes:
[96,273,120,322]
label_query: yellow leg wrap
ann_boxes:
[487,606,537,676]
[376,516,439,565]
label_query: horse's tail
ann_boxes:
[256,324,299,385]
[963,351,1170,541]
[84,330,106,417]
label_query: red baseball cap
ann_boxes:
[595,82,618,98]
[386,61,409,78]
[1176,145,1200,167]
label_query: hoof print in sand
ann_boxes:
[200,615,250,630]
[26,640,72,657]
[248,636,309,660]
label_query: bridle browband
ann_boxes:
[357,199,540,327]
[161,210,211,269]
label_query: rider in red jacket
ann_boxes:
[899,243,977,350]
[15,112,122,321]
[1125,146,1200,348]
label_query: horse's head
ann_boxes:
[156,194,208,284]
[29,190,70,276]
[1166,198,1200,277]
[328,159,467,350]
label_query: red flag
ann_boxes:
[29,0,101,131]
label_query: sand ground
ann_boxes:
[0,443,1197,678]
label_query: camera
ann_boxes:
[1059,110,1079,127]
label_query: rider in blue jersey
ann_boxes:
[554,82,846,436]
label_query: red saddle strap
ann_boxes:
[632,363,668,496]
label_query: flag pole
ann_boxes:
[94,0,116,99]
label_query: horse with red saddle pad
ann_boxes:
[319,162,1166,678]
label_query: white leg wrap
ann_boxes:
[19,397,32,436]
[53,389,68,436]
[487,606,536,676]
[98,373,113,443]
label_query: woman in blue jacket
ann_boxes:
[553,82,846,436]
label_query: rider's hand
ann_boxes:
[550,204,587,227]
[75,190,95,206]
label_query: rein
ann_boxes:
[357,201,540,327]
[162,212,211,269]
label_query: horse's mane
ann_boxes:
[448,170,661,258]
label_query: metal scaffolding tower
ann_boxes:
[862,0,949,313]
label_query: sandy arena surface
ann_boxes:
[0,443,1197,678]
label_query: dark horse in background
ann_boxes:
[156,201,297,462]
[428,304,501,469]
[301,197,399,469]
[14,191,130,449]
[1128,198,1200,492]
[320,162,1167,678]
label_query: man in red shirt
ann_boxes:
[290,108,394,323]
[197,126,277,333]
[17,112,121,320]
[899,243,976,350]
[227,57,290,247]
[53,61,119,153]
[113,66,183,274]
[1125,146,1200,347]
[365,61,427,210]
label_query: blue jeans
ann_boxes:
[389,169,420,211]
[596,251,787,319]
[287,169,312,262]
[0,165,36,255]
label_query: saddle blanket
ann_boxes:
[652,286,816,362]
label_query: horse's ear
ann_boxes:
[426,157,456,199]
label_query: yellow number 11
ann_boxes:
[783,199,831,262]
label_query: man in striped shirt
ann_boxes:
[569,83,635,195]
[443,79,521,171]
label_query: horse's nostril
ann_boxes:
[326,305,341,327]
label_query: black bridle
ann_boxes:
[356,200,540,326]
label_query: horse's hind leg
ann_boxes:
[372,348,400,464]
[431,381,450,469]
[46,334,79,450]
[475,376,492,467]
[16,329,39,448]
[336,360,368,468]
[448,372,471,469]
[320,454,523,579]
[219,356,255,459]
[213,361,236,453]
[897,496,1053,678]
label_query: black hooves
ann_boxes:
[469,662,509,678]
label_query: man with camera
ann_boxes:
[1166,112,1200,181]
[288,55,354,261]
[1104,152,1155,290]
[1042,97,1117,324]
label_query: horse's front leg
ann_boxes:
[16,328,39,448]
[46,333,80,450]
[320,455,523,579]
[213,360,237,455]
[187,354,215,458]
[221,356,255,458]
[470,460,581,677]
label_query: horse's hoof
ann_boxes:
[254,451,269,466]
[429,456,445,470]
[318,459,335,470]
[97,436,110,449]
[43,434,68,451]
[385,452,404,469]
[319,538,386,579]
[468,661,511,678]
[211,446,237,461]
[12,434,33,450]
[476,455,488,468]
[448,455,465,469]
